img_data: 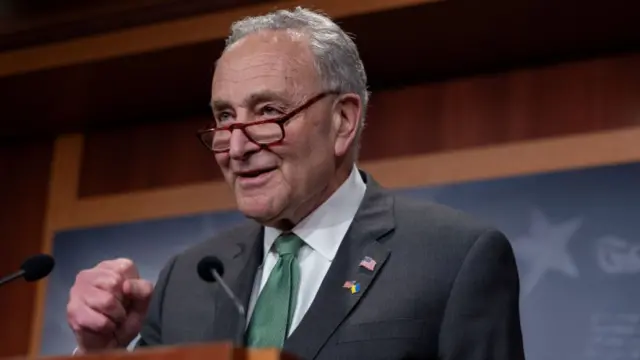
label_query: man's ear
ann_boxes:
[332,93,362,157]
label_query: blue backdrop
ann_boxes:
[41,162,640,359]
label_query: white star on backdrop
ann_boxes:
[511,209,583,296]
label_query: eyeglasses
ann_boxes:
[197,90,339,153]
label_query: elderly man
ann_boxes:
[67,7,525,360]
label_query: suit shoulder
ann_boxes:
[390,193,506,250]
[173,219,258,262]
[394,194,493,231]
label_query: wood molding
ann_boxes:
[0,0,437,78]
[363,126,640,188]
[29,134,84,356]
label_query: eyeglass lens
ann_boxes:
[204,122,284,151]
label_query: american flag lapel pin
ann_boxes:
[359,256,376,272]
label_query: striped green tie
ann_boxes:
[246,233,304,348]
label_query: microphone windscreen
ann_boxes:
[20,254,55,282]
[197,256,225,282]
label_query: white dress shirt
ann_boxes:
[246,165,367,335]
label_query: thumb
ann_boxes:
[123,279,153,309]
[114,279,153,345]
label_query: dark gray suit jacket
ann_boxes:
[138,171,525,359]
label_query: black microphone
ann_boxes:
[0,254,55,287]
[197,256,246,347]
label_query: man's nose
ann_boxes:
[228,127,259,160]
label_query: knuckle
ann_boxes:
[66,304,86,331]
[68,317,83,332]
[96,259,113,268]
[101,294,119,311]
[76,268,106,284]
[68,284,84,302]
[95,315,113,331]
[66,302,78,321]
[117,258,136,274]
[74,269,90,284]
[117,258,134,267]
[68,318,81,332]
[101,276,120,292]
[75,270,116,293]
[96,259,120,271]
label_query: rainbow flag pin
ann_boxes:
[343,280,360,294]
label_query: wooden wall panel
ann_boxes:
[79,118,221,197]
[0,139,52,357]
[78,52,640,197]
[360,53,640,160]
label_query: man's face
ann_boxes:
[210,31,358,226]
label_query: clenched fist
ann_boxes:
[67,258,153,353]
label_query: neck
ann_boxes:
[268,163,353,231]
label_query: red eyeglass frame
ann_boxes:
[196,90,339,153]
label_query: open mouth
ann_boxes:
[237,167,276,178]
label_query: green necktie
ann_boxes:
[246,233,304,348]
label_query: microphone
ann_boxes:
[0,254,55,287]
[197,256,246,347]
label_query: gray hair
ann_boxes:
[223,7,370,156]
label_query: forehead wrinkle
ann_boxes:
[213,68,305,104]
[212,72,294,104]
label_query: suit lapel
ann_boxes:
[207,222,263,343]
[284,175,395,359]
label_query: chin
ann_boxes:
[236,196,280,222]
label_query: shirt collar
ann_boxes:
[263,165,367,261]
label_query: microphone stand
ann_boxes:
[0,270,25,287]
[211,269,247,347]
